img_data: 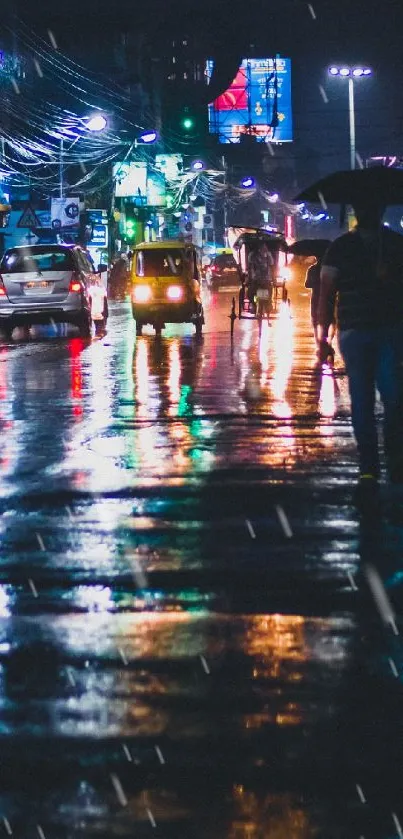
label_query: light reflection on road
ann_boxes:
[0,269,369,838]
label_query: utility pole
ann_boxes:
[221,154,228,246]
[348,76,356,170]
[59,138,64,199]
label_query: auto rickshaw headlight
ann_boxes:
[133,284,152,303]
[166,284,183,301]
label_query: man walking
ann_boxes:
[318,202,403,502]
[247,244,274,310]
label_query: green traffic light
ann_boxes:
[182,117,194,131]
[125,219,136,238]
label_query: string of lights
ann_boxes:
[1,9,396,205]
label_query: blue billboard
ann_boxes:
[207,57,292,144]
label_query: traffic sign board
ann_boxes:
[89,223,108,248]
[17,205,41,228]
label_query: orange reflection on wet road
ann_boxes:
[268,301,294,418]
[229,790,315,839]
[319,363,337,417]
[0,271,395,838]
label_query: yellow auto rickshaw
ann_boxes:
[131,241,205,337]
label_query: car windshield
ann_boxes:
[1,248,75,273]
[214,255,236,268]
[136,250,184,277]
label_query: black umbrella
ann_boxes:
[295,167,403,207]
[287,238,331,259]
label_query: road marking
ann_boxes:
[364,564,399,634]
[3,818,12,835]
[28,579,38,598]
[37,827,46,839]
[347,571,358,591]
[110,773,128,807]
[307,3,316,19]
[155,745,165,764]
[36,533,45,551]
[275,505,293,538]
[147,809,157,828]
[356,784,366,803]
[200,655,210,674]
[245,519,256,539]
[389,658,399,678]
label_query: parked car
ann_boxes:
[0,244,96,338]
[205,252,240,289]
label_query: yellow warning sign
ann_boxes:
[17,205,40,228]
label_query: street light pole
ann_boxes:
[57,113,108,201]
[59,137,64,199]
[328,66,372,170]
[111,130,157,255]
[348,76,356,170]
[221,154,228,246]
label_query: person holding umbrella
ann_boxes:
[295,168,403,504]
[289,239,335,355]
[318,201,403,501]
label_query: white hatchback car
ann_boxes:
[0,244,98,338]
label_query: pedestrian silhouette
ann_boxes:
[319,202,403,506]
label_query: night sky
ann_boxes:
[12,0,403,174]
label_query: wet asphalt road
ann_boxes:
[0,265,403,837]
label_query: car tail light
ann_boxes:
[133,284,152,303]
[69,274,82,293]
[166,285,183,301]
[0,276,7,297]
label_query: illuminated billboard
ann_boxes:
[113,162,147,199]
[206,57,292,144]
[146,168,166,207]
[155,154,183,180]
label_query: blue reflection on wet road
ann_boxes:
[0,268,402,837]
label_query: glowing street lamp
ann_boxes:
[134,131,157,147]
[240,176,255,188]
[85,113,108,133]
[328,65,372,169]
[59,112,108,198]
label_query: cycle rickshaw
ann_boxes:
[227,227,289,335]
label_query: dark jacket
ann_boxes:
[322,227,403,331]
